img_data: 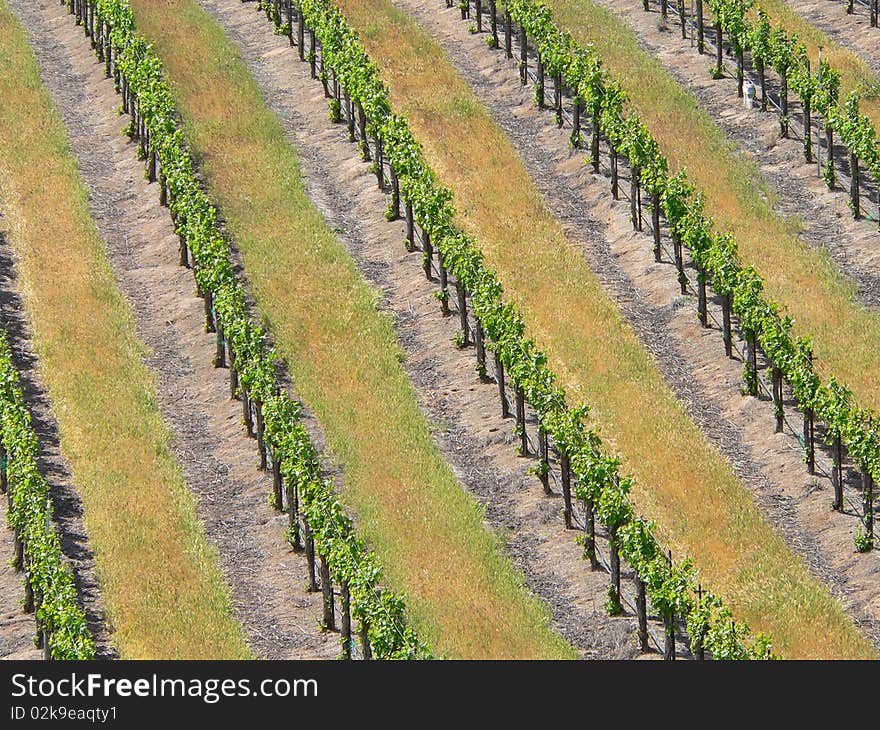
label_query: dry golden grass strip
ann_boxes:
[126,0,574,659]
[0,0,249,659]
[318,0,874,657]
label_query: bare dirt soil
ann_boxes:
[383,0,880,648]
[9,0,338,659]
[200,0,662,658]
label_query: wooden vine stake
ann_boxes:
[272,449,283,512]
[23,553,34,613]
[374,138,384,189]
[771,366,784,433]
[537,428,551,494]
[360,619,372,660]
[803,67,812,162]
[571,97,582,148]
[388,166,401,220]
[610,147,619,199]
[214,322,225,368]
[780,70,789,137]
[405,199,415,251]
[489,0,499,47]
[203,291,215,333]
[178,234,189,268]
[804,349,815,475]
[438,252,450,315]
[255,399,268,471]
[345,91,355,141]
[457,281,470,345]
[340,583,352,659]
[474,319,487,376]
[287,477,301,551]
[652,191,661,262]
[832,431,843,512]
[554,73,563,128]
[745,330,758,398]
[757,57,767,111]
[319,554,336,631]
[535,53,545,109]
[608,524,621,614]
[673,233,685,294]
[242,389,254,438]
[304,519,318,592]
[584,498,598,569]
[735,45,745,100]
[494,352,510,417]
[721,294,733,357]
[850,152,860,219]
[635,577,649,652]
[357,103,370,161]
[13,529,23,573]
[630,168,639,230]
[696,0,704,53]
[227,342,238,400]
[423,229,434,280]
[825,125,834,188]
[0,444,6,494]
[664,550,676,660]
[560,453,573,529]
[697,271,708,327]
[515,387,527,455]
[695,584,706,660]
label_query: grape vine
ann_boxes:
[502,0,878,554]
[657,0,880,214]
[0,331,95,659]
[74,0,429,660]
[285,0,777,657]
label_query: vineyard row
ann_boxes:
[65,0,429,660]
[480,0,879,548]
[261,0,777,658]
[0,331,95,659]
[649,0,879,222]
